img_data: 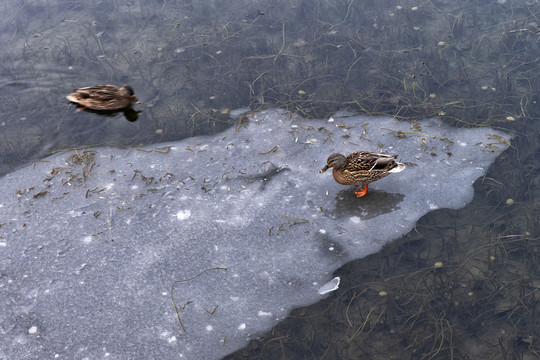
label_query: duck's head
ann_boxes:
[320,153,347,173]
[121,85,140,104]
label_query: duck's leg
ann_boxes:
[354,184,368,197]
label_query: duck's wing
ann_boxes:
[371,155,399,170]
[344,151,381,171]
[73,85,118,101]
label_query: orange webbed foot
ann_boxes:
[354,184,368,197]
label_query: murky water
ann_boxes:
[1,0,539,358]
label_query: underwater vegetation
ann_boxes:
[1,0,539,175]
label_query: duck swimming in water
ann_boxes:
[66,84,140,111]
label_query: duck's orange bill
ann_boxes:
[131,95,141,104]
[320,165,329,173]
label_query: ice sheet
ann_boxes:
[0,109,510,359]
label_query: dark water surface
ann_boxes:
[1,0,539,358]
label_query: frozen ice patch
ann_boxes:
[68,210,82,217]
[176,210,191,220]
[350,216,361,224]
[0,109,510,360]
[229,107,251,119]
[318,277,340,295]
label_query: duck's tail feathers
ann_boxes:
[389,162,406,173]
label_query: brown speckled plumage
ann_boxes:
[66,85,139,111]
[320,151,405,197]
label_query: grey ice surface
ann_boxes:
[0,109,510,359]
